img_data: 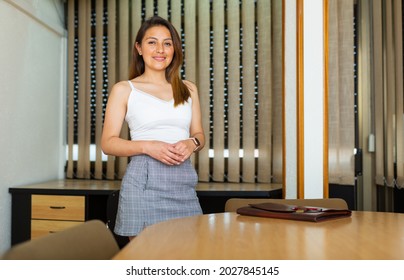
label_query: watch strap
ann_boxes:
[189,137,200,151]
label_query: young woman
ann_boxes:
[101,16,205,239]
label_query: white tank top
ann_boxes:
[125,81,192,143]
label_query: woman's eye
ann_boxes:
[165,42,172,47]
[147,41,156,45]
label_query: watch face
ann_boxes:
[194,137,201,147]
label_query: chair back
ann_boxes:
[225,198,348,212]
[2,220,120,260]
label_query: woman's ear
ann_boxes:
[135,42,142,56]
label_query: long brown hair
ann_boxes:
[129,16,190,107]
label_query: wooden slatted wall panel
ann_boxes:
[117,0,130,179]
[131,0,142,51]
[257,0,272,183]
[171,0,182,37]
[184,0,197,166]
[94,0,104,179]
[385,0,395,187]
[106,0,117,179]
[67,0,75,178]
[327,0,355,185]
[212,0,225,181]
[158,0,169,19]
[196,0,211,182]
[271,0,284,183]
[145,0,154,18]
[241,0,256,183]
[227,1,241,182]
[184,0,196,83]
[76,0,90,178]
[394,0,404,189]
[66,0,281,183]
[373,0,384,186]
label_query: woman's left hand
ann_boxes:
[173,139,195,162]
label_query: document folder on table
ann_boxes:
[236,202,352,222]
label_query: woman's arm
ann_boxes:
[174,80,205,159]
[187,81,205,151]
[101,81,143,157]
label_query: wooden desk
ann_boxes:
[113,211,404,260]
[9,180,281,245]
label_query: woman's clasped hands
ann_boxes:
[146,139,195,166]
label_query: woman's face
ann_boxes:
[136,25,174,72]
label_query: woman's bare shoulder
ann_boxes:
[112,80,131,91]
[110,81,132,94]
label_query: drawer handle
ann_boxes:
[49,206,66,210]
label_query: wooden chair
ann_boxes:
[1,220,120,260]
[224,198,348,212]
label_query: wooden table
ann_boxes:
[113,211,404,260]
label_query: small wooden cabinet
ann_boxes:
[9,180,121,245]
[31,195,85,239]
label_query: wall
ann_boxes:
[284,0,325,198]
[0,0,66,254]
[284,0,298,199]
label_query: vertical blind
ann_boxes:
[371,0,404,190]
[327,0,355,185]
[357,0,404,210]
[66,0,283,183]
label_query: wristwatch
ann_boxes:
[189,137,201,151]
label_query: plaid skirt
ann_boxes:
[114,155,202,237]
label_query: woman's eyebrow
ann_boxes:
[145,36,172,41]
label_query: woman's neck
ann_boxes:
[139,70,169,85]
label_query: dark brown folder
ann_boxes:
[236,202,352,222]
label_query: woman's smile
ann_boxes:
[153,56,166,62]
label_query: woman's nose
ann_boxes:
[156,43,164,53]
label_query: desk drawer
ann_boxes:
[31,195,85,221]
[31,219,83,239]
